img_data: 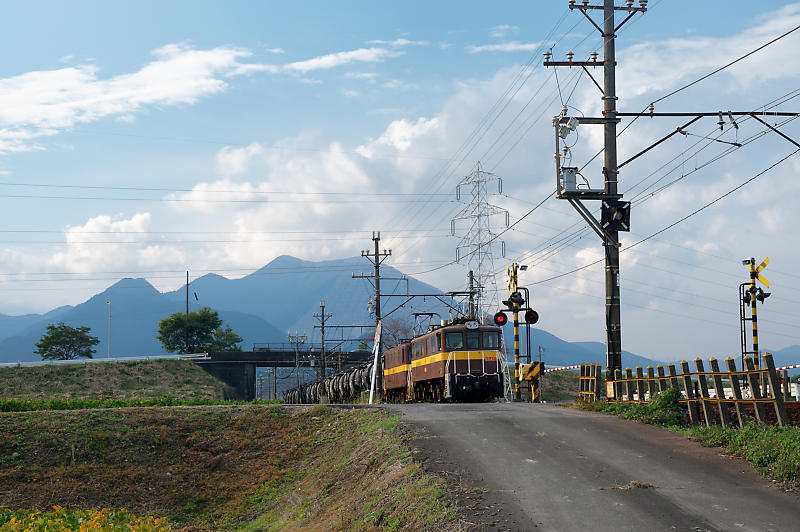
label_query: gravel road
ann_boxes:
[387,402,800,532]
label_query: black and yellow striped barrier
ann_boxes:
[520,361,544,403]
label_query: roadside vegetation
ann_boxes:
[0,397,280,413]
[0,506,169,531]
[0,359,230,401]
[0,405,461,531]
[576,388,800,485]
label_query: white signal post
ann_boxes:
[369,320,382,404]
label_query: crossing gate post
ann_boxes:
[614,368,623,401]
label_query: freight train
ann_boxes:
[284,318,504,403]
[383,318,504,402]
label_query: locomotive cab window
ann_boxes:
[483,331,500,349]
[445,332,463,350]
[466,331,479,349]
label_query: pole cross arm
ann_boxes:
[749,114,800,149]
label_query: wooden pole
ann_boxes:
[743,356,767,423]
[709,358,732,428]
[635,366,646,402]
[681,360,700,425]
[694,359,714,426]
[625,367,635,402]
[656,365,667,393]
[764,353,788,427]
[647,366,658,398]
[725,357,747,428]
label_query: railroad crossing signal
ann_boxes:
[740,256,772,373]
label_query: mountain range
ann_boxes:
[0,255,797,371]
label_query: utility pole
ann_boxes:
[352,231,391,401]
[185,271,189,318]
[272,367,277,400]
[602,0,623,386]
[287,331,307,391]
[106,300,111,359]
[545,0,645,388]
[313,301,333,381]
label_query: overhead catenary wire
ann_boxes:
[530,149,800,285]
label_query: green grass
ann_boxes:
[0,397,282,412]
[679,424,800,483]
[0,359,232,401]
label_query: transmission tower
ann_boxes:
[451,161,509,316]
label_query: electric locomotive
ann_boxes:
[383,318,504,402]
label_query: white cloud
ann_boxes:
[283,47,403,73]
[356,117,439,157]
[345,72,378,80]
[490,25,518,39]
[48,213,185,273]
[342,89,361,98]
[0,43,275,153]
[366,38,428,47]
[381,79,420,91]
[265,47,285,54]
[466,41,543,54]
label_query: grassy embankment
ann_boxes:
[0,359,230,401]
[577,389,800,485]
[0,405,460,531]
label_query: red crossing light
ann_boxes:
[493,311,508,326]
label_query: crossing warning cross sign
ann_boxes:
[755,257,769,288]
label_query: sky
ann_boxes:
[0,0,798,361]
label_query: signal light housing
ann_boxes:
[493,311,508,326]
[601,200,631,232]
[525,309,539,324]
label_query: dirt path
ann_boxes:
[389,402,800,532]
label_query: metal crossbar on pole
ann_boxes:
[352,231,391,401]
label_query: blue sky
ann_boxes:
[0,1,799,361]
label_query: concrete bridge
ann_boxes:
[192,349,372,400]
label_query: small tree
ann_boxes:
[36,323,99,360]
[157,307,243,354]
[210,326,243,352]
[381,316,415,349]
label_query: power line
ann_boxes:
[531,149,799,285]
